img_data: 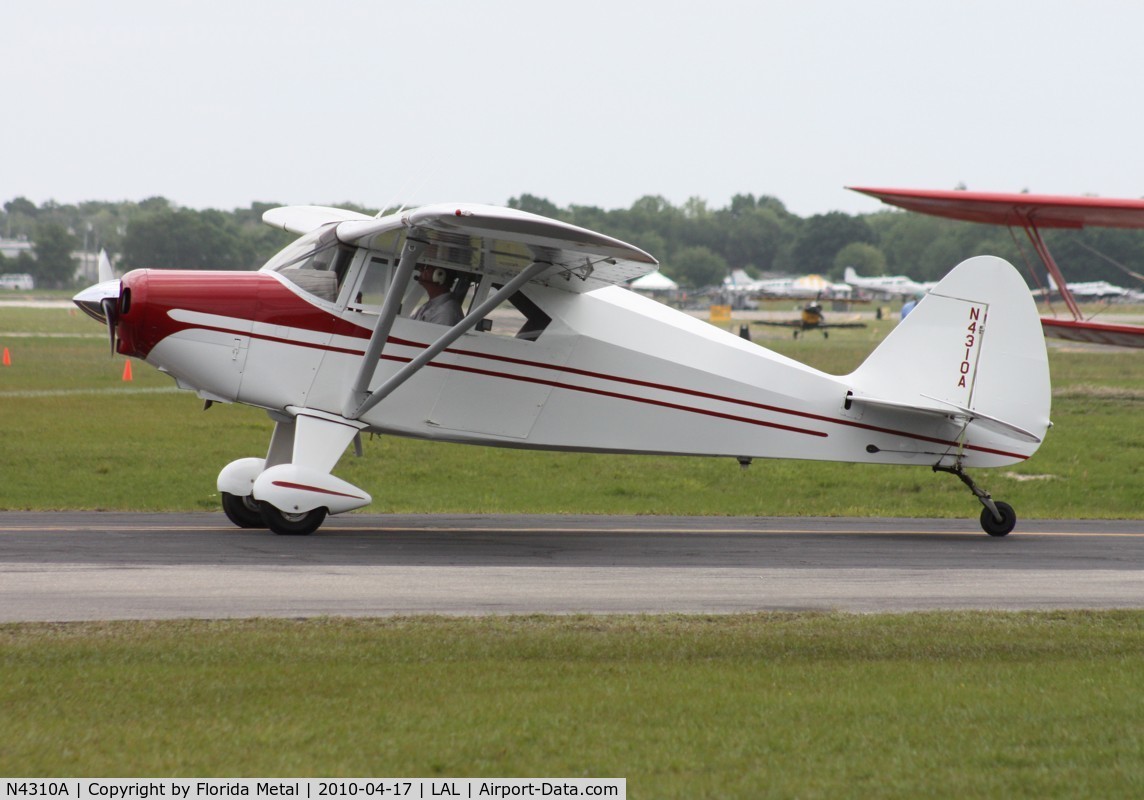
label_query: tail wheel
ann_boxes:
[221,492,266,529]
[260,503,327,536]
[980,501,1017,537]
[934,464,1018,538]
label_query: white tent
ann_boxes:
[630,271,679,291]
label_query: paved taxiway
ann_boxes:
[1,512,1141,621]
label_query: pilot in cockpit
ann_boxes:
[411,264,464,326]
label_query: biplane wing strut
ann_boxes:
[1019,213,1083,320]
[344,246,551,420]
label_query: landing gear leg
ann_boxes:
[933,463,1017,537]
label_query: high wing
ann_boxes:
[335,203,658,292]
[849,186,1144,348]
[263,205,374,234]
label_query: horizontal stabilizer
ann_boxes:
[847,393,1043,443]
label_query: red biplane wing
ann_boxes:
[847,187,1144,229]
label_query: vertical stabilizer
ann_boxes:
[846,255,1051,456]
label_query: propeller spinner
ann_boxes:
[73,278,121,355]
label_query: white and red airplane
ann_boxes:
[850,186,1144,348]
[75,203,1051,536]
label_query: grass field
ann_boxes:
[1,305,1141,518]
[2,613,1143,796]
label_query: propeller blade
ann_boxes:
[97,249,115,283]
[100,296,119,355]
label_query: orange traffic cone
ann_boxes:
[2,347,9,366]
[122,360,133,381]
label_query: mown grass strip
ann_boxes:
[2,612,1143,797]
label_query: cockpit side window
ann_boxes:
[347,256,393,313]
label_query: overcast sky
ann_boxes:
[5,0,1143,218]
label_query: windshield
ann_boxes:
[261,226,353,303]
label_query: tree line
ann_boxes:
[4,193,1144,292]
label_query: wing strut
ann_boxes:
[345,259,551,421]
[345,236,428,417]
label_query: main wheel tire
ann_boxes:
[260,503,327,536]
[980,501,1016,537]
[222,492,266,529]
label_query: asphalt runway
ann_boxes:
[1,512,1142,621]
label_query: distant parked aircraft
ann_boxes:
[724,269,851,299]
[843,267,934,299]
[1038,276,1129,301]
